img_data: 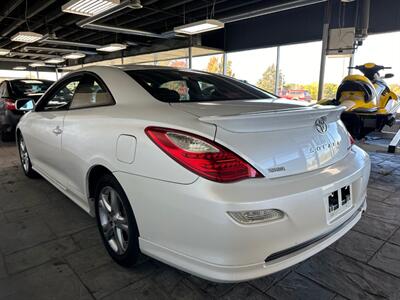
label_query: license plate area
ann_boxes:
[327,185,353,221]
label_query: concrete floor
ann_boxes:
[1,141,400,300]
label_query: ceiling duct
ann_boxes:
[10,52,60,58]
[77,0,173,39]
[23,46,97,55]
[220,0,328,23]
[0,57,39,63]
[40,39,102,49]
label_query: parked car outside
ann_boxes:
[0,79,54,141]
[15,66,370,282]
[281,89,313,102]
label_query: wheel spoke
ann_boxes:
[103,222,114,241]
[110,190,120,214]
[114,227,125,254]
[20,140,26,152]
[114,216,129,232]
[101,191,112,213]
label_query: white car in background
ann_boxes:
[15,66,371,282]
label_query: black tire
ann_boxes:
[17,134,39,178]
[94,174,140,267]
[1,130,14,142]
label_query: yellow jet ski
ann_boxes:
[319,63,400,139]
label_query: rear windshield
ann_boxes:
[10,80,53,98]
[125,69,276,102]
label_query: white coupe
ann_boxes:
[16,66,370,282]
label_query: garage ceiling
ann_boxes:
[0,0,314,69]
[0,0,398,70]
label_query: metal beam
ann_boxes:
[40,39,101,49]
[0,0,25,23]
[274,46,281,95]
[0,0,57,37]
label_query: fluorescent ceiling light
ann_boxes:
[174,19,224,35]
[45,57,65,64]
[29,62,46,67]
[11,31,43,43]
[62,52,86,59]
[96,43,126,52]
[0,48,10,56]
[13,66,27,70]
[62,0,120,16]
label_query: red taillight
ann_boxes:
[4,99,16,111]
[348,132,355,149]
[145,127,263,183]
[349,135,355,145]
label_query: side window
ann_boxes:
[40,79,80,111]
[0,83,4,97]
[160,80,190,101]
[69,75,114,109]
[3,83,10,98]
[198,81,217,97]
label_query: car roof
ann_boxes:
[79,64,208,74]
[8,79,54,83]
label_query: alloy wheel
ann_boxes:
[19,137,30,173]
[98,186,130,255]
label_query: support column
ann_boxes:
[348,53,355,75]
[188,46,192,69]
[55,67,59,80]
[222,52,228,75]
[36,68,39,79]
[274,46,281,95]
[317,1,331,101]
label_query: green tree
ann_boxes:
[205,56,235,77]
[257,64,284,93]
[323,83,339,100]
[301,82,318,100]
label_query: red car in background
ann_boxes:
[280,89,312,102]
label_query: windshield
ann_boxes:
[10,80,53,98]
[125,69,276,103]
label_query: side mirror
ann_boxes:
[384,73,394,79]
[15,98,35,111]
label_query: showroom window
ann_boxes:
[324,56,351,100]
[279,41,322,100]
[157,59,188,68]
[227,48,277,92]
[354,31,400,92]
[192,54,224,75]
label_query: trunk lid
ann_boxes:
[172,99,350,178]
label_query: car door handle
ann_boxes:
[52,126,63,135]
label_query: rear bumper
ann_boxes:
[140,200,365,282]
[0,110,21,132]
[114,146,370,282]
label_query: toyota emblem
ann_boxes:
[315,117,328,134]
